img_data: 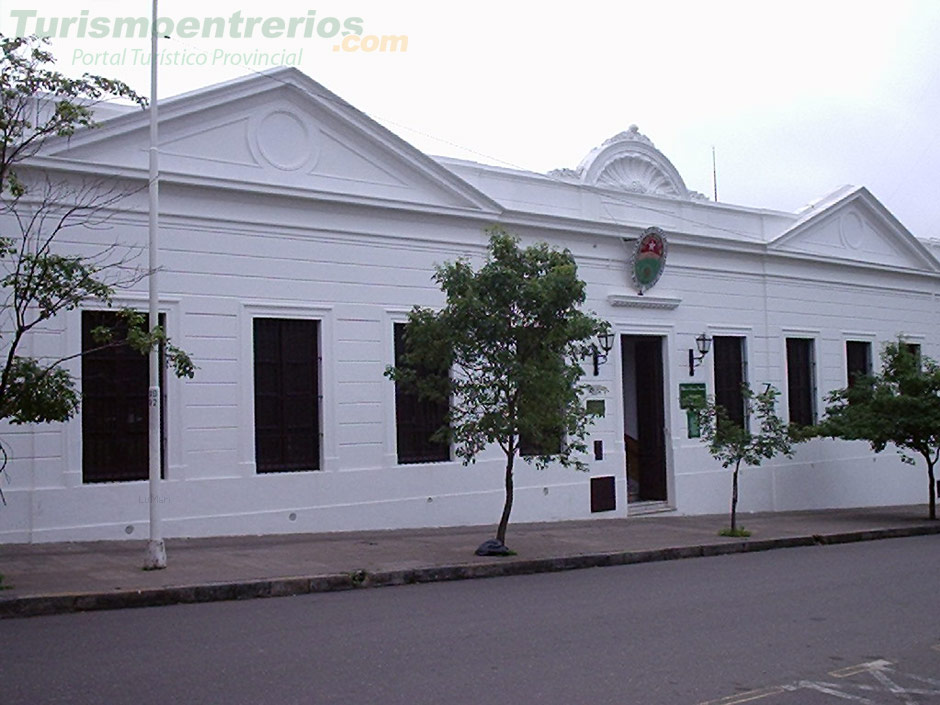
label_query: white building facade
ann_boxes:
[2,68,938,543]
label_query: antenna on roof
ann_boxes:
[712,145,718,202]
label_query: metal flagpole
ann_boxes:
[144,0,166,570]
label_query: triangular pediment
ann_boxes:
[37,69,500,214]
[769,187,940,273]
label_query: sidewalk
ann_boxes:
[1,505,938,618]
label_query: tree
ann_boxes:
[695,384,795,535]
[0,35,194,500]
[385,227,607,552]
[1,34,146,194]
[816,339,940,520]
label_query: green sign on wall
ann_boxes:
[679,383,706,438]
[586,399,606,417]
[679,383,706,409]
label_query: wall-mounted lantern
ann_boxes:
[688,333,712,376]
[593,331,615,376]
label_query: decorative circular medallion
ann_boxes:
[631,226,668,293]
[255,110,316,171]
[839,212,865,250]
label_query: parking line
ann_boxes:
[787,681,877,703]
[829,660,893,678]
[697,686,786,705]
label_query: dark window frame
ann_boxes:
[393,322,450,465]
[81,310,166,483]
[905,342,922,368]
[845,340,872,387]
[712,336,747,428]
[253,317,321,473]
[786,337,817,426]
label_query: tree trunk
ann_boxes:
[928,460,936,521]
[730,460,740,532]
[496,450,515,545]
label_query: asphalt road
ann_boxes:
[3,535,939,705]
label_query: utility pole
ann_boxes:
[144,0,166,570]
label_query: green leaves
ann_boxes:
[0,33,146,195]
[386,227,608,544]
[695,384,796,470]
[694,384,797,532]
[0,309,197,426]
[816,338,940,518]
[2,251,112,318]
[818,340,940,457]
[92,309,197,380]
[0,357,79,424]
[385,226,607,471]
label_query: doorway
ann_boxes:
[621,335,667,503]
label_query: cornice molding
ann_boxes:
[607,293,682,309]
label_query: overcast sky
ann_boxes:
[5,1,940,238]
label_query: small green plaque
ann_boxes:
[586,399,606,417]
[686,410,701,438]
[679,383,706,410]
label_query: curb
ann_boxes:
[2,524,938,619]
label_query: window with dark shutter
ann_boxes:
[846,341,872,387]
[712,336,747,428]
[253,318,320,473]
[786,337,816,426]
[393,322,450,464]
[82,310,165,483]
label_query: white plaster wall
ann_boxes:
[662,243,936,518]
[0,190,631,542]
[3,188,936,542]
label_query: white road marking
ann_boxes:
[829,660,895,678]
[867,668,918,705]
[703,654,940,704]
[899,671,940,689]
[696,686,785,705]
[782,680,877,703]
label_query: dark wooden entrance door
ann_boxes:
[631,336,667,501]
[636,337,666,501]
